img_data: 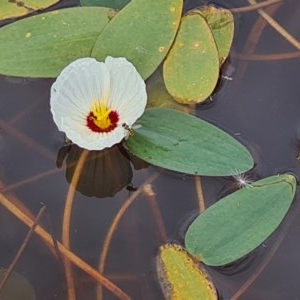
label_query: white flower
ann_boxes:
[50,56,147,151]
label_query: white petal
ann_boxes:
[50,58,110,131]
[50,56,146,151]
[63,120,126,151]
[105,56,147,126]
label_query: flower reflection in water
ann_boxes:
[56,144,138,198]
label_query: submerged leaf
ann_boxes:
[0,0,59,21]
[185,174,296,266]
[126,108,253,176]
[0,270,35,300]
[163,13,220,104]
[157,244,218,300]
[91,0,183,79]
[0,7,110,77]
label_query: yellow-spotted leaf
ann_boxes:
[0,7,110,77]
[157,244,218,300]
[163,14,220,104]
[0,0,59,21]
[192,6,234,64]
[92,0,183,79]
[146,69,189,113]
[185,174,296,266]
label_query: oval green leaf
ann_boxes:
[146,68,189,113]
[125,108,254,176]
[192,6,234,64]
[163,14,220,104]
[91,0,183,79]
[80,0,130,9]
[0,0,59,21]
[0,7,110,78]
[0,270,36,300]
[157,244,218,300]
[185,174,296,266]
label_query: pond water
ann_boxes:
[1,0,300,299]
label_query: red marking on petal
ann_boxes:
[86,111,119,133]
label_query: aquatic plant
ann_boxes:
[0,0,298,299]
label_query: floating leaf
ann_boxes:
[146,68,188,113]
[80,0,130,9]
[0,0,59,21]
[192,6,234,64]
[91,0,183,79]
[125,108,254,176]
[0,270,36,300]
[0,7,110,77]
[157,244,218,300]
[163,14,220,104]
[185,174,296,266]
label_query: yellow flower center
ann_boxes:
[90,101,112,129]
[86,101,119,133]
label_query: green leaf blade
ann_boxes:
[146,69,189,112]
[80,0,130,9]
[193,6,234,64]
[91,0,183,79]
[163,14,220,103]
[0,7,110,78]
[0,0,59,21]
[185,174,296,266]
[126,108,254,176]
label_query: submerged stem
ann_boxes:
[195,176,205,213]
[0,206,46,295]
[96,171,160,300]
[62,149,89,300]
[247,0,300,51]
[230,0,282,13]
[0,192,131,300]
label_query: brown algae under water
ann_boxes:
[1,0,300,299]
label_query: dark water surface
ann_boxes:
[1,0,300,299]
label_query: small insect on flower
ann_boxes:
[122,123,134,137]
[232,172,253,189]
[122,123,142,139]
